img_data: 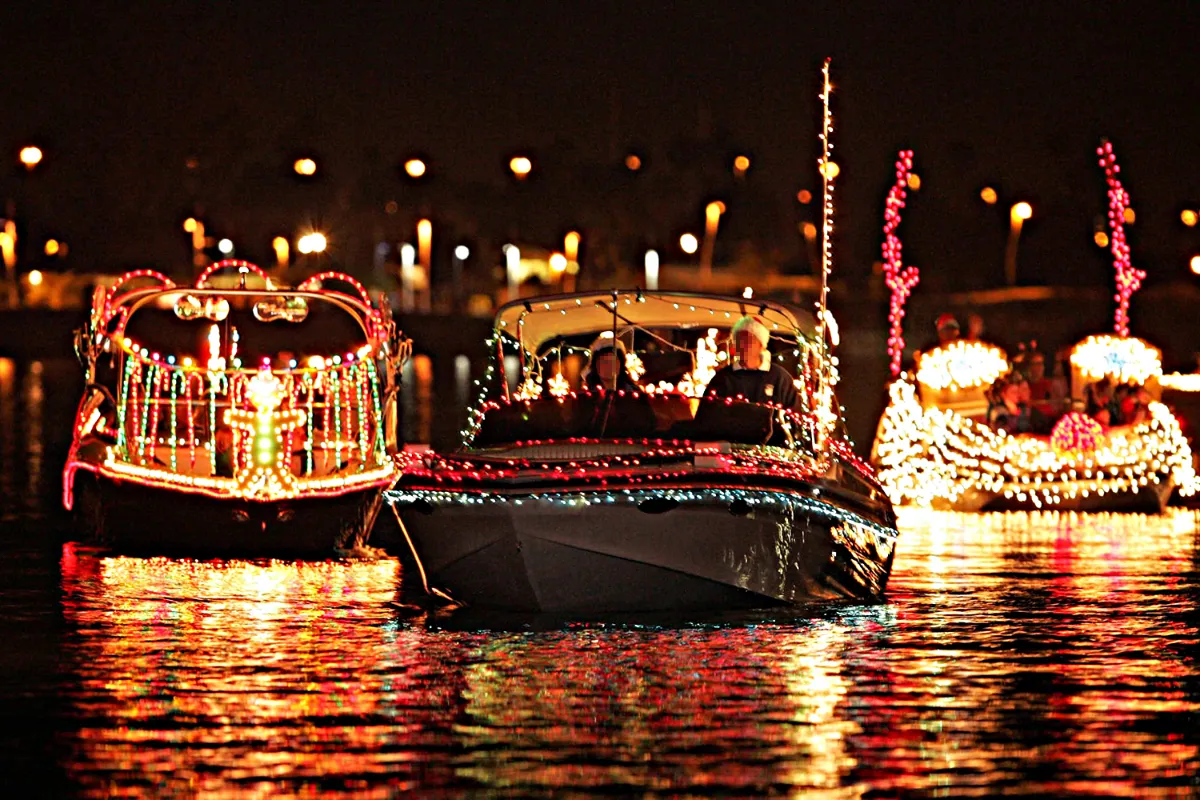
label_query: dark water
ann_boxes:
[3,358,1199,796]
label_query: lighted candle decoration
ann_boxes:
[1097,140,1146,337]
[881,150,919,378]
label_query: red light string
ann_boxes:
[1097,140,1145,337]
[881,150,919,379]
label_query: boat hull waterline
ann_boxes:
[385,485,897,613]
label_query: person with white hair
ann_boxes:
[703,315,799,409]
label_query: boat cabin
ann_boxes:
[464,291,836,453]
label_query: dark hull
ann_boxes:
[383,487,897,613]
[73,472,386,557]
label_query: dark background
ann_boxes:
[2,1,1199,291]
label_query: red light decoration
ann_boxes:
[1096,140,1145,338]
[881,150,919,378]
[195,259,272,289]
[1050,412,1104,454]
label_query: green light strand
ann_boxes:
[367,360,385,464]
[208,371,217,466]
[305,376,314,476]
[117,356,135,455]
[169,370,178,472]
[139,363,156,464]
[332,369,342,468]
[355,364,368,465]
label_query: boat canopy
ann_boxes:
[494,291,816,355]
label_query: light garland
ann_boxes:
[1097,140,1145,337]
[1070,334,1161,384]
[881,150,919,378]
[874,379,1197,509]
[916,340,1010,391]
[1159,373,1200,392]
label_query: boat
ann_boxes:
[870,141,1198,512]
[384,290,900,612]
[872,335,1197,512]
[63,260,410,554]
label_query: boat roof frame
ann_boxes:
[107,286,380,342]
[494,290,817,355]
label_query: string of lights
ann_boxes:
[881,150,919,378]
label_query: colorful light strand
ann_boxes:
[1097,140,1145,337]
[881,150,919,378]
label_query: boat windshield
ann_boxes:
[471,324,818,450]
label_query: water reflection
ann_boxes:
[51,510,1200,795]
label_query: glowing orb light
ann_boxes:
[1070,334,1161,384]
[916,340,1009,391]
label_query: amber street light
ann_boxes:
[733,155,750,177]
[509,156,532,179]
[679,233,699,255]
[404,159,427,178]
[293,158,317,176]
[1191,255,1200,276]
[19,146,43,170]
[699,201,725,280]
[980,186,998,205]
[1005,202,1034,285]
[297,232,327,254]
[1182,209,1198,227]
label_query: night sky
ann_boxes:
[2,1,1198,289]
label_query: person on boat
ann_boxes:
[1087,377,1124,426]
[1025,349,1058,418]
[987,378,1033,434]
[583,338,639,393]
[1121,385,1153,425]
[965,313,988,343]
[703,315,799,410]
[914,314,960,367]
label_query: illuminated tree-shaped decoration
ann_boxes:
[224,366,306,500]
[881,150,918,378]
[1097,140,1145,337]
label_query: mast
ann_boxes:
[813,58,839,450]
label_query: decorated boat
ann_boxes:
[385,290,898,612]
[385,64,898,612]
[63,260,409,554]
[871,142,1198,512]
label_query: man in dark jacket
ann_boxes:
[703,315,799,409]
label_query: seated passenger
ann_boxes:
[703,315,799,410]
[1025,350,1058,417]
[1120,385,1152,425]
[583,339,639,393]
[1087,378,1123,426]
[987,379,1033,434]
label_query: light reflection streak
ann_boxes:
[49,509,1200,795]
[0,358,15,519]
[24,360,44,508]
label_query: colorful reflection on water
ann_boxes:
[49,510,1200,796]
